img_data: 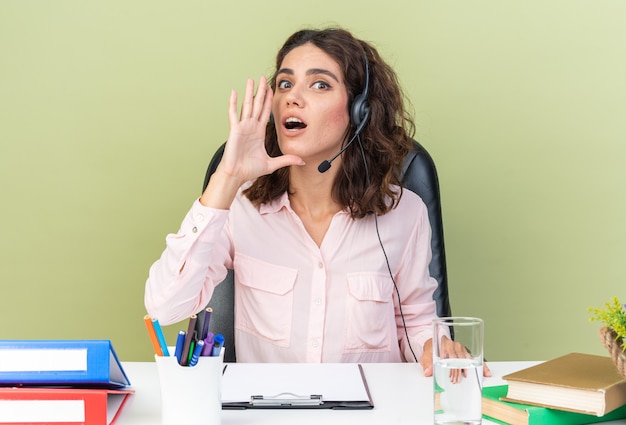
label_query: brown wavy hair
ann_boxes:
[243,27,415,219]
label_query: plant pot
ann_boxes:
[599,326,626,379]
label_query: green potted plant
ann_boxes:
[589,297,626,378]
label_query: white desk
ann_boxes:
[116,361,626,425]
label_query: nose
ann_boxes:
[284,85,304,108]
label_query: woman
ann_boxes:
[145,27,452,374]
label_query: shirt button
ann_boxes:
[312,340,319,348]
[192,226,198,233]
[196,215,204,222]
[318,262,324,269]
[314,298,322,305]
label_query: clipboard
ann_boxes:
[221,363,374,409]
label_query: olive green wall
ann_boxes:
[1,0,624,361]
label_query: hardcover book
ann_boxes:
[502,352,626,416]
[483,385,626,425]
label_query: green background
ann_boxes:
[1,0,624,362]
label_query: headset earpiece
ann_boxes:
[350,54,371,129]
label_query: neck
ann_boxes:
[288,166,342,219]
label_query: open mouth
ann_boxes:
[284,117,307,130]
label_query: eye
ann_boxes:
[312,81,331,90]
[277,80,292,89]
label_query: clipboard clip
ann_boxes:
[251,393,323,407]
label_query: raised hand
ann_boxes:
[200,76,304,209]
[223,76,305,181]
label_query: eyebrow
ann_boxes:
[276,68,340,83]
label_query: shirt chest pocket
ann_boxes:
[234,254,297,347]
[344,273,395,353]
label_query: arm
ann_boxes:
[144,202,232,324]
[145,77,303,325]
[393,198,440,364]
[393,203,491,376]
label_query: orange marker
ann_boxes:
[144,314,164,356]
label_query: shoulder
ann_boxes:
[391,185,428,216]
[375,186,429,233]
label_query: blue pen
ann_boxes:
[201,332,214,356]
[174,330,186,365]
[188,339,205,367]
[152,319,170,356]
[211,333,224,357]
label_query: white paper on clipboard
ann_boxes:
[221,363,373,409]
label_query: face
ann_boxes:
[272,43,350,163]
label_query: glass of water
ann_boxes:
[433,317,484,425]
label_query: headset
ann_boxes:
[268,45,419,362]
[317,54,371,173]
[320,47,419,362]
[354,50,419,363]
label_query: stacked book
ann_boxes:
[483,352,626,425]
[0,340,133,425]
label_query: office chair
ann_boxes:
[199,139,451,362]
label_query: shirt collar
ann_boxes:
[257,191,352,217]
[258,192,291,214]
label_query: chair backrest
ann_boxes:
[200,139,451,362]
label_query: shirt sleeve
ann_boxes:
[394,198,442,363]
[144,199,232,325]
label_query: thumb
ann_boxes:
[267,154,305,173]
[423,365,433,377]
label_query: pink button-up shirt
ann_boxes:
[145,186,440,363]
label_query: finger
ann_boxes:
[441,340,461,359]
[228,89,238,125]
[449,368,463,384]
[251,76,268,120]
[259,81,274,124]
[453,342,469,359]
[240,78,255,119]
[423,365,433,377]
[483,363,492,377]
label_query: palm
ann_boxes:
[219,77,302,183]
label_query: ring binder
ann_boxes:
[251,393,323,407]
[0,340,130,388]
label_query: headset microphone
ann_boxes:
[317,113,370,173]
[317,53,371,174]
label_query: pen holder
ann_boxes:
[155,347,225,425]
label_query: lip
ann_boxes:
[279,114,308,135]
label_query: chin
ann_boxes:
[277,137,307,155]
